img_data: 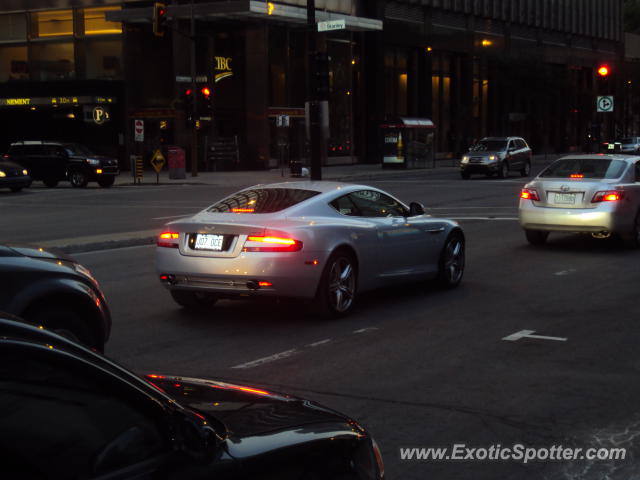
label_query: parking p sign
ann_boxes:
[597,96,614,113]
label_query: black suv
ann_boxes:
[0,316,384,479]
[0,244,111,352]
[5,141,119,188]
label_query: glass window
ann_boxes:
[0,46,28,82]
[347,190,407,217]
[0,347,164,478]
[330,194,360,216]
[83,7,122,35]
[208,188,321,213]
[81,38,123,79]
[31,10,73,38]
[539,158,628,179]
[0,13,27,42]
[30,42,75,81]
[470,139,508,151]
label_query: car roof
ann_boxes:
[10,140,65,146]
[480,136,524,141]
[557,154,640,163]
[240,181,373,194]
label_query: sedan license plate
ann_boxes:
[194,234,224,251]
[554,193,576,205]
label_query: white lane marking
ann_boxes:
[306,339,332,347]
[353,327,379,334]
[554,269,576,276]
[231,349,299,369]
[502,329,567,342]
[450,216,519,221]
[152,214,195,220]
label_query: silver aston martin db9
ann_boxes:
[156,181,465,317]
[519,154,640,246]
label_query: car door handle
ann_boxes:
[425,227,445,233]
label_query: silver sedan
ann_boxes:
[519,154,640,246]
[156,181,465,317]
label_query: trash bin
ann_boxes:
[380,117,436,168]
[167,146,186,179]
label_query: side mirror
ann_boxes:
[408,202,425,216]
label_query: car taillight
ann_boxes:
[157,231,180,248]
[243,235,303,252]
[520,188,540,201]
[592,190,625,203]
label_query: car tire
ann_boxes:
[69,170,89,188]
[525,229,549,245]
[24,305,98,350]
[461,171,470,180]
[98,176,115,188]
[436,231,465,288]
[623,211,640,248]
[170,290,218,311]
[43,178,58,188]
[498,161,509,178]
[520,161,531,177]
[314,250,357,318]
[10,186,22,192]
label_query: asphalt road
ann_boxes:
[4,167,640,479]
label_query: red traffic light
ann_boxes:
[158,7,166,16]
[201,87,211,97]
[597,65,610,77]
[184,88,193,96]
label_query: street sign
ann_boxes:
[150,149,166,173]
[175,75,209,83]
[276,114,290,127]
[597,96,614,113]
[318,19,346,32]
[134,119,144,142]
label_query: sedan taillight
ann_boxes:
[520,188,540,201]
[243,235,303,252]
[158,231,180,248]
[591,190,625,203]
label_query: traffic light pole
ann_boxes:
[307,0,322,180]
[190,1,198,177]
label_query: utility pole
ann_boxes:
[307,0,322,180]
[190,0,198,177]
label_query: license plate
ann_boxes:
[194,234,224,251]
[554,193,576,204]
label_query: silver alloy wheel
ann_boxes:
[500,162,509,178]
[442,237,465,285]
[521,161,531,176]
[70,170,87,187]
[327,257,356,313]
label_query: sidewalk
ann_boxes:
[115,153,560,188]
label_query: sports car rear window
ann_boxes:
[539,158,627,179]
[208,188,321,213]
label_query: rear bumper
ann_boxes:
[156,247,328,298]
[518,200,629,233]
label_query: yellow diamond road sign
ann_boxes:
[151,149,165,173]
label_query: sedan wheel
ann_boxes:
[69,170,89,188]
[436,232,465,288]
[525,229,549,246]
[520,161,531,177]
[171,290,218,311]
[315,251,357,317]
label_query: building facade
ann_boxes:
[0,0,626,170]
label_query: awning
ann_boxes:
[107,0,382,32]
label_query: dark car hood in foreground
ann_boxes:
[146,375,352,438]
[4,245,75,262]
[0,160,25,171]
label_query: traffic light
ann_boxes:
[198,85,213,114]
[182,88,194,126]
[152,3,168,37]
[313,52,330,101]
[597,64,610,77]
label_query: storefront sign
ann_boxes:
[0,96,116,107]
[92,106,110,125]
[318,19,346,32]
[214,56,233,83]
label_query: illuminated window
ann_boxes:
[0,46,28,81]
[31,10,73,38]
[83,7,122,35]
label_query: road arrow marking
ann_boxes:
[502,329,567,342]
